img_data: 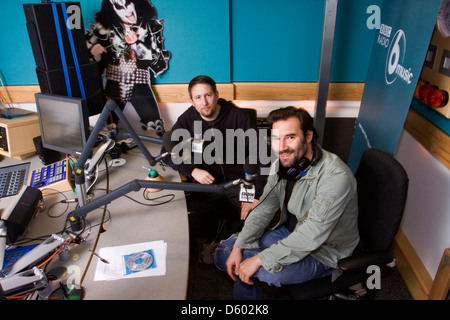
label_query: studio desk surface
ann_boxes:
[0,141,190,300]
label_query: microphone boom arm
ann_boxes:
[67,179,231,232]
[74,99,162,206]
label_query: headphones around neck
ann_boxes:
[277,146,323,181]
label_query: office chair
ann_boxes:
[240,108,258,127]
[286,148,409,300]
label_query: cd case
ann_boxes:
[0,108,34,119]
[123,249,156,275]
[94,240,167,281]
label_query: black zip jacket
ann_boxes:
[161,99,265,199]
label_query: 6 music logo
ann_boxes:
[385,29,413,86]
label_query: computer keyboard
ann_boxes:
[29,159,72,192]
[0,163,30,198]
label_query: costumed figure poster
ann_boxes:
[86,0,171,137]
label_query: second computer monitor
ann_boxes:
[35,93,90,156]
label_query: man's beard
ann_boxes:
[278,140,308,168]
[199,104,219,119]
[279,149,299,168]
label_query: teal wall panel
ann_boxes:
[151,0,231,83]
[0,0,389,85]
[230,0,382,82]
[0,0,231,85]
[230,0,324,82]
[1,0,43,85]
[331,0,382,82]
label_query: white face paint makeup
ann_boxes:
[110,0,137,25]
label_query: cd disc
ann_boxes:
[126,252,153,272]
[109,158,126,167]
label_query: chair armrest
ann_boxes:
[338,251,394,271]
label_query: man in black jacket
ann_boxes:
[161,75,265,243]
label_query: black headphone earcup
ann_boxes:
[277,157,311,181]
[277,147,323,181]
[311,146,323,166]
[277,165,289,180]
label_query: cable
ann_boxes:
[91,186,176,207]
[245,176,281,215]
[46,201,70,219]
[80,158,110,285]
[36,241,68,269]
[141,190,175,206]
[0,91,12,109]
[85,140,115,194]
[0,72,13,108]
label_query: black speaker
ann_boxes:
[24,2,105,116]
[23,2,90,71]
[4,186,42,245]
[33,136,62,165]
[36,62,105,116]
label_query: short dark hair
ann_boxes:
[267,106,319,148]
[188,75,217,98]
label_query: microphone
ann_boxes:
[238,159,258,203]
[161,130,192,164]
[153,131,174,162]
[222,158,259,194]
[243,161,258,189]
[221,178,241,190]
[67,154,259,231]
[153,131,186,163]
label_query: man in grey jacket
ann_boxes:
[214,106,359,299]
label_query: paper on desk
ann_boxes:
[94,240,167,281]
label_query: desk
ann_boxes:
[0,112,40,160]
[0,141,190,300]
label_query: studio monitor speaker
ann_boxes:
[33,136,62,165]
[23,2,90,71]
[36,62,105,116]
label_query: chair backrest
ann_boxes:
[354,148,409,253]
[240,108,257,127]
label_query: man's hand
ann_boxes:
[237,255,262,285]
[191,168,215,184]
[226,248,262,285]
[90,43,106,58]
[225,247,242,281]
[240,199,259,220]
[125,30,138,44]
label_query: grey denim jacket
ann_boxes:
[234,149,360,273]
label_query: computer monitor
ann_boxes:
[35,93,90,156]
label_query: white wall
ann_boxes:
[14,100,361,130]
[395,130,450,279]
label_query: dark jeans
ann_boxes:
[214,226,334,299]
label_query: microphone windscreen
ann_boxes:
[244,161,258,175]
